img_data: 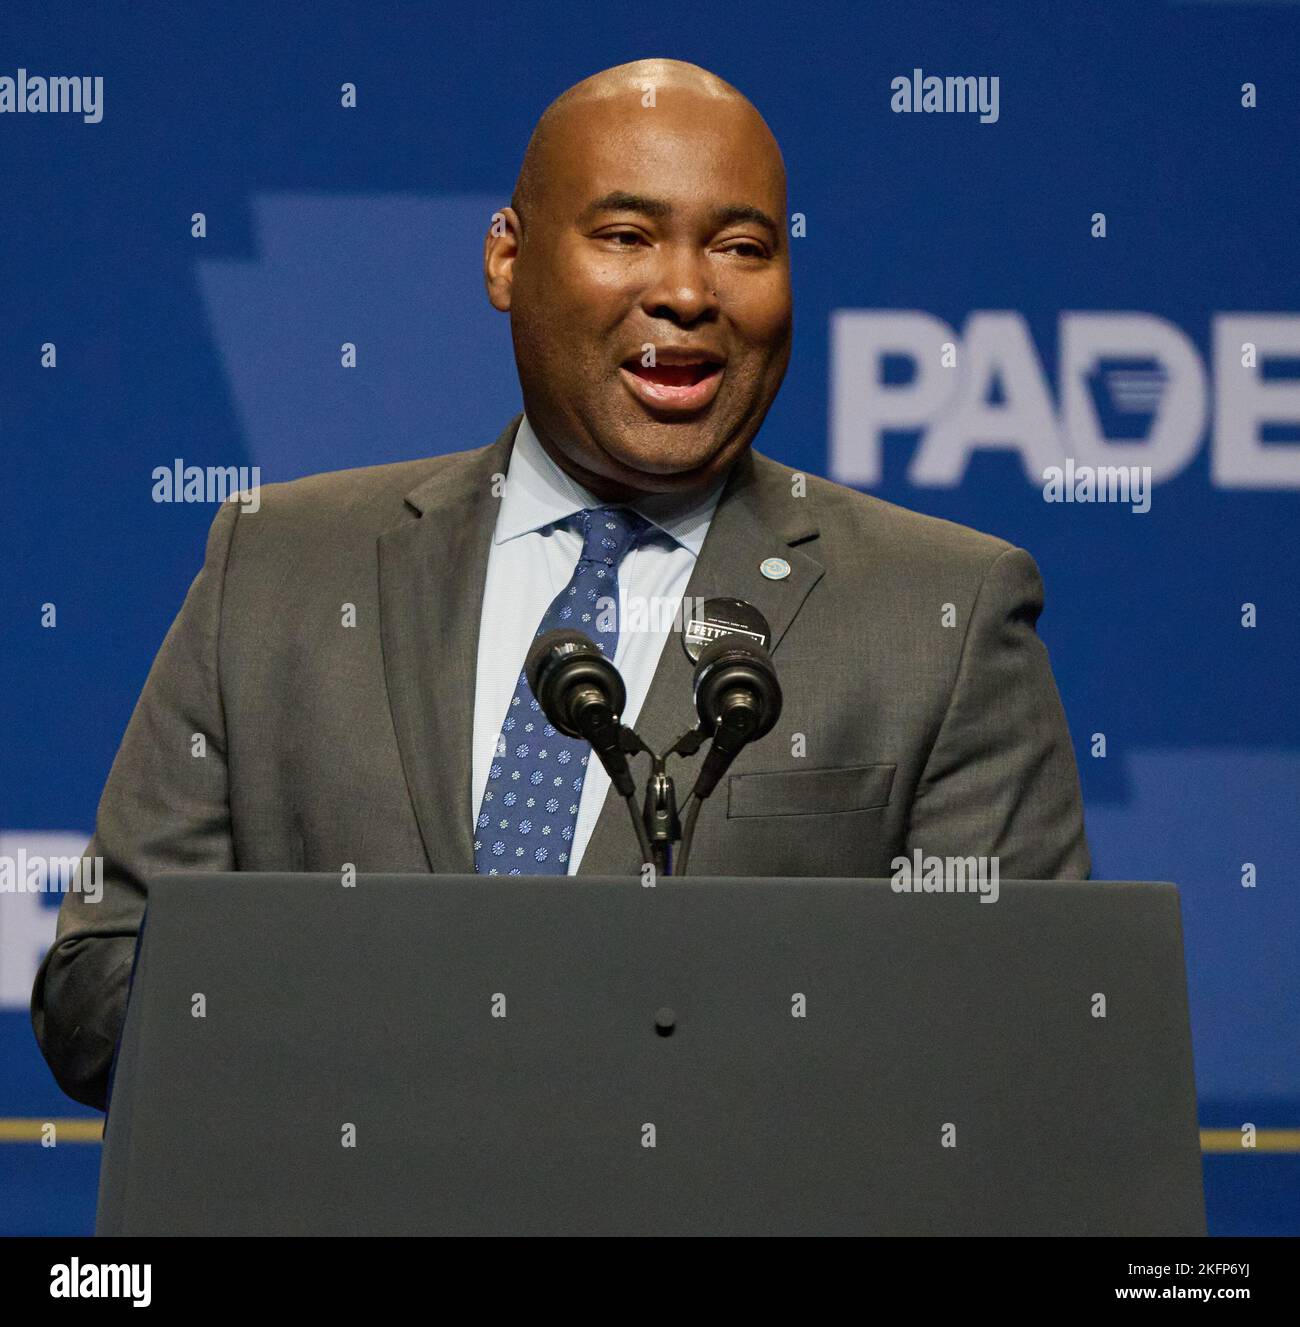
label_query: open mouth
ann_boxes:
[619,355,725,413]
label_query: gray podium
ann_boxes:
[97,874,1206,1236]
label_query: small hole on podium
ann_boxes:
[654,1007,676,1036]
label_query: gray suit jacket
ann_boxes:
[32,416,1090,1108]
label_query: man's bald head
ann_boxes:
[485,58,793,501]
[511,60,785,235]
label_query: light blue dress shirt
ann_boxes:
[472,415,724,873]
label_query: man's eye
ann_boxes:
[603,230,644,246]
[722,241,768,259]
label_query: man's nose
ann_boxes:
[639,244,720,326]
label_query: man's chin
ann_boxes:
[595,439,734,494]
[598,416,741,475]
[530,408,747,500]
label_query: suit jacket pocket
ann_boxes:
[726,763,896,818]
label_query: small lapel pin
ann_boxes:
[760,556,791,581]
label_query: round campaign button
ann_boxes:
[681,597,773,663]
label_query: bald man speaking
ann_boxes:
[33,60,1090,1109]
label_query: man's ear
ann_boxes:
[484,206,522,312]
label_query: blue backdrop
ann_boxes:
[2,0,1297,1235]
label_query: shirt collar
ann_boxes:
[494,414,723,557]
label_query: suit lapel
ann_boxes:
[378,418,520,872]
[577,446,825,876]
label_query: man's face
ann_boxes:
[489,89,792,499]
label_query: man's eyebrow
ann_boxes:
[580,191,672,221]
[579,192,783,245]
[709,203,782,242]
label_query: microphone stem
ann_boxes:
[623,791,655,870]
[675,794,703,877]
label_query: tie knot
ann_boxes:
[577,506,651,567]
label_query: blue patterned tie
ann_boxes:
[474,506,652,876]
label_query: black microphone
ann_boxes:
[525,629,637,798]
[689,634,782,801]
